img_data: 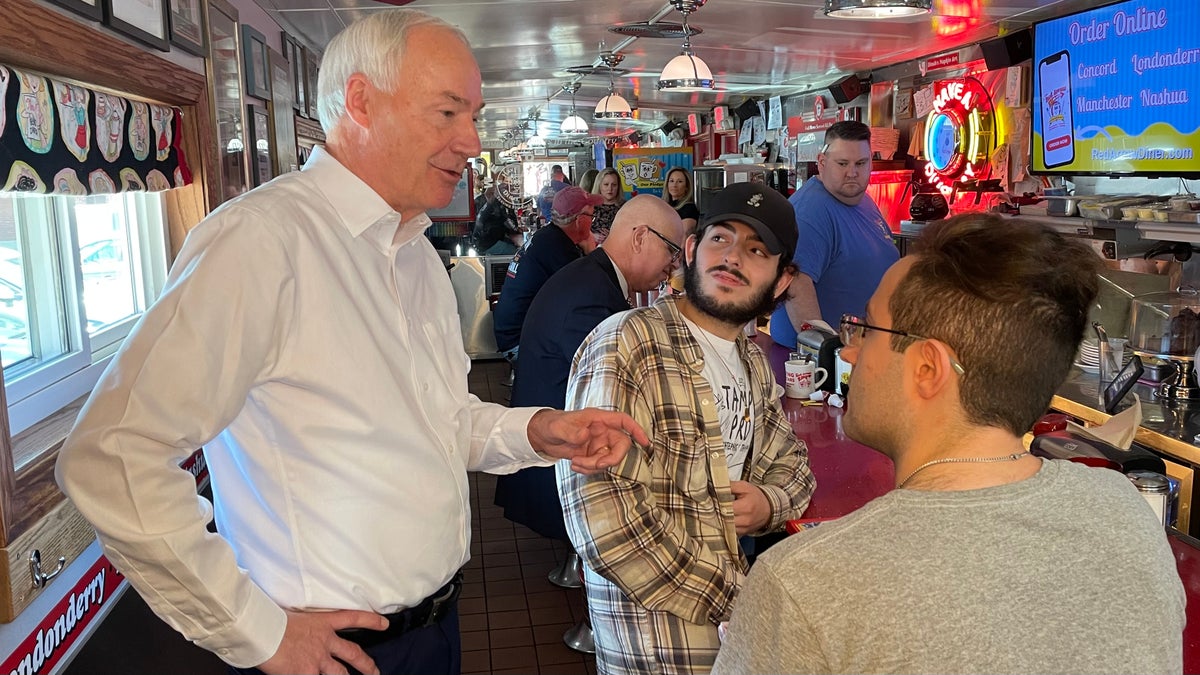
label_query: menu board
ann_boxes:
[1031,0,1200,177]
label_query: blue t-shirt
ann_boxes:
[770,177,899,348]
[537,179,571,221]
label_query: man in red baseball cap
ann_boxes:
[493,186,604,367]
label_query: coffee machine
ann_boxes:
[795,324,843,394]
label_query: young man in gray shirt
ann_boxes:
[714,214,1185,675]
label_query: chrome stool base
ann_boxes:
[548,551,583,589]
[563,618,595,654]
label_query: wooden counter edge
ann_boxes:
[1049,395,1200,466]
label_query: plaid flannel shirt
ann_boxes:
[557,294,815,674]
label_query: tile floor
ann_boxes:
[463,358,598,675]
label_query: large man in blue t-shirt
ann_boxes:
[770,121,899,348]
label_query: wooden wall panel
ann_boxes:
[0,0,218,617]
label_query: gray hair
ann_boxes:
[316,9,468,132]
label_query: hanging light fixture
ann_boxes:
[824,0,932,19]
[523,110,546,149]
[560,82,589,135]
[595,51,634,120]
[658,0,715,92]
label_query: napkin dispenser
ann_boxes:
[795,325,842,393]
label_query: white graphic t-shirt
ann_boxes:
[683,317,755,480]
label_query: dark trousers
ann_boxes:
[229,603,461,675]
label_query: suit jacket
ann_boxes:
[512,248,630,408]
[492,225,580,352]
[496,248,630,539]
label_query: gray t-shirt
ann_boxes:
[712,459,1185,674]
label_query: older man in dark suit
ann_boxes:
[494,195,685,542]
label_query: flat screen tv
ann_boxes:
[1031,0,1200,177]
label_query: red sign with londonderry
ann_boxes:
[2,558,124,675]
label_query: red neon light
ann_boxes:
[933,0,982,37]
[922,77,993,198]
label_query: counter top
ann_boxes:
[753,333,894,519]
[1052,367,1200,467]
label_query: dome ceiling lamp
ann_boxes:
[559,83,589,135]
[594,51,634,121]
[526,110,547,149]
[657,0,715,93]
[824,0,932,19]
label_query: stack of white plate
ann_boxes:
[1075,339,1100,373]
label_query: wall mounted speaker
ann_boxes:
[660,120,683,136]
[828,74,865,104]
[733,99,760,123]
[981,29,1032,70]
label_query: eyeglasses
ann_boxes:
[839,314,966,376]
[644,226,682,264]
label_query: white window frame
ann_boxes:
[3,191,169,446]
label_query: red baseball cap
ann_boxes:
[551,186,604,224]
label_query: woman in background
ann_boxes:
[579,168,600,195]
[590,168,625,246]
[664,166,699,233]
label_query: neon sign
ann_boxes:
[923,77,995,197]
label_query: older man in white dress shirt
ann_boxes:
[56,10,646,675]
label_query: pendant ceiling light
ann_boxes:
[824,0,932,19]
[595,51,634,120]
[526,113,546,148]
[658,0,715,92]
[559,82,589,135]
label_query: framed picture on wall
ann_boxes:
[241,24,271,100]
[281,32,306,115]
[305,51,319,120]
[268,46,298,174]
[206,0,248,203]
[248,103,273,186]
[103,0,170,50]
[427,169,475,221]
[168,0,206,56]
[49,0,102,22]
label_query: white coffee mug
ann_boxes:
[784,359,828,399]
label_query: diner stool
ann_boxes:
[563,561,595,654]
[563,615,595,654]
[547,550,583,589]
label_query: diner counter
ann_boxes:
[753,333,894,519]
[754,333,1200,670]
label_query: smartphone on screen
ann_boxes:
[1038,50,1076,169]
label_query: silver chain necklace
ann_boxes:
[898,451,1031,489]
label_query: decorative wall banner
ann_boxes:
[0,556,124,675]
[0,64,191,195]
[613,147,694,197]
[922,77,995,197]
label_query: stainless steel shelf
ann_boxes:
[1012,213,1200,243]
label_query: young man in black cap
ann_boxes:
[557,182,816,675]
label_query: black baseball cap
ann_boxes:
[698,182,798,260]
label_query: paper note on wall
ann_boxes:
[767,96,782,130]
[913,87,935,118]
[1010,108,1031,182]
[739,119,755,145]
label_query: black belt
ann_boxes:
[336,573,463,649]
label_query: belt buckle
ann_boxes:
[422,574,463,628]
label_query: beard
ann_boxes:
[683,261,780,326]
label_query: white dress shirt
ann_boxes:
[56,146,549,668]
